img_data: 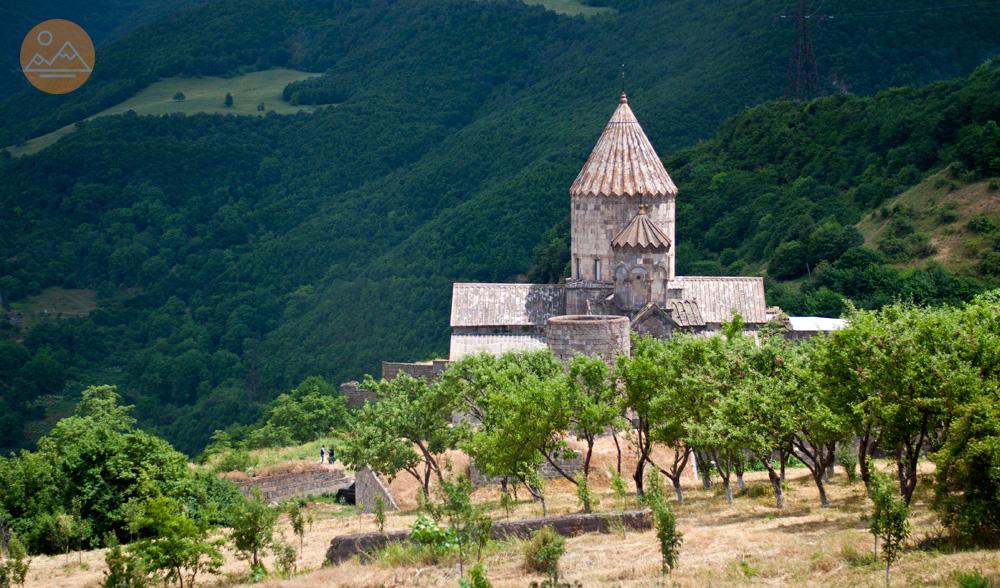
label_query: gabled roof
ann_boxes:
[665,299,704,327]
[611,205,671,250]
[666,276,767,324]
[570,93,677,199]
[450,283,565,327]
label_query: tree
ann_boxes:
[616,337,665,498]
[646,470,682,577]
[448,352,564,512]
[868,466,910,587]
[286,500,310,556]
[566,354,622,479]
[129,497,223,588]
[172,92,185,102]
[429,476,492,580]
[931,394,1000,543]
[341,374,464,496]
[0,531,30,588]
[228,489,277,574]
[224,93,233,107]
[248,376,348,448]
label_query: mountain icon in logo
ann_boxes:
[23,40,92,78]
[20,19,95,94]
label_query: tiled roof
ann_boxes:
[450,283,565,327]
[570,93,677,199]
[665,299,704,327]
[611,205,671,250]
[667,276,767,324]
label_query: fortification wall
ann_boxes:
[234,469,350,503]
[546,314,630,364]
[355,466,400,513]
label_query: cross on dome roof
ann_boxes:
[570,93,677,199]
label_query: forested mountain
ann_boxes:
[1,0,998,454]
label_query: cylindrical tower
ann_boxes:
[546,314,630,365]
[568,93,677,285]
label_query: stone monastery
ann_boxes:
[448,92,770,364]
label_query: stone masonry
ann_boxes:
[355,466,399,513]
[546,314,630,364]
[234,469,350,503]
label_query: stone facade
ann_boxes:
[571,195,675,283]
[355,466,399,514]
[546,315,630,364]
[233,469,350,503]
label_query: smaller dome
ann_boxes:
[611,205,671,251]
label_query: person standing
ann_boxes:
[319,445,327,464]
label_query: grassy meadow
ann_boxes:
[5,68,320,157]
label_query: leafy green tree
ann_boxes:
[102,533,149,588]
[286,500,310,556]
[247,376,348,448]
[172,92,185,101]
[429,475,492,580]
[228,489,278,573]
[616,337,666,498]
[931,395,1000,543]
[224,93,233,107]
[645,469,682,577]
[129,497,223,588]
[341,374,463,496]
[566,354,622,479]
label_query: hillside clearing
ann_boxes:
[523,0,614,17]
[5,68,321,157]
[857,170,1000,273]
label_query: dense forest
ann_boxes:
[1,0,999,454]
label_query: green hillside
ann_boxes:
[1,0,998,454]
[5,69,319,157]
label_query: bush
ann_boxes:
[650,494,682,576]
[954,569,997,588]
[932,396,1000,544]
[968,215,998,234]
[408,514,455,549]
[0,532,30,588]
[211,449,257,474]
[102,535,148,588]
[460,562,493,588]
[836,442,859,483]
[523,526,565,584]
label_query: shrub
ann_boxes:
[102,535,148,588]
[0,532,30,588]
[836,442,859,483]
[460,562,493,588]
[968,215,997,234]
[954,569,997,588]
[211,449,257,474]
[650,495,682,576]
[272,540,297,578]
[523,526,565,584]
[574,472,596,513]
[408,514,455,549]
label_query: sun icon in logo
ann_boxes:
[20,19,94,94]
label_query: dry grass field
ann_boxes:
[21,441,1000,588]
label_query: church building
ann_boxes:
[448,92,769,361]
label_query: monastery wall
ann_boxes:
[546,314,630,365]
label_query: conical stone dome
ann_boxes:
[569,93,677,199]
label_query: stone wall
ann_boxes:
[546,314,630,364]
[339,381,376,408]
[469,452,583,486]
[355,466,399,513]
[326,510,652,564]
[381,359,451,381]
[234,469,350,503]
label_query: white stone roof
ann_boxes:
[664,299,704,327]
[570,93,677,199]
[450,283,565,327]
[666,276,767,324]
[788,316,847,332]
